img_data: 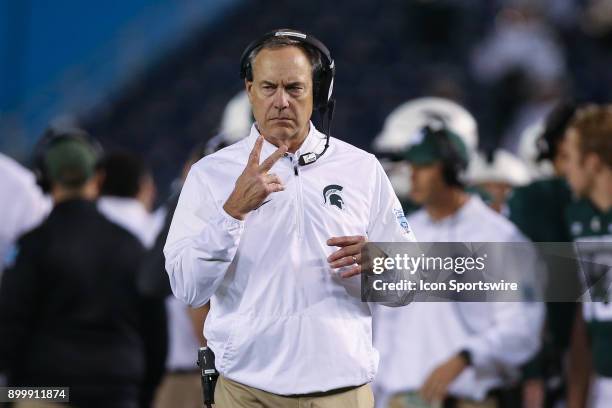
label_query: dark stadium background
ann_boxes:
[2,0,611,198]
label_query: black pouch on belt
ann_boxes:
[198,346,219,408]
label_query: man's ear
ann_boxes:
[95,168,106,192]
[587,152,604,173]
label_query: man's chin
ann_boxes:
[266,125,297,140]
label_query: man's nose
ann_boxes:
[273,88,289,110]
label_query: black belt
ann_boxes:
[286,383,365,398]
[168,368,200,375]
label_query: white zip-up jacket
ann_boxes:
[164,123,415,395]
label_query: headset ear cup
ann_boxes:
[314,66,333,110]
[442,163,455,186]
[430,127,467,187]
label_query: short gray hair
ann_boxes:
[243,36,323,88]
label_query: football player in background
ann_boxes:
[565,105,612,408]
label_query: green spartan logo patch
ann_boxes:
[323,184,344,210]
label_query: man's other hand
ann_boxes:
[419,354,467,404]
[327,235,367,278]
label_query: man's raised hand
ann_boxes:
[223,136,288,220]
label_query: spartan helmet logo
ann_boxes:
[323,184,344,210]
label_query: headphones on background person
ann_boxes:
[536,100,577,162]
[31,127,103,193]
[239,29,336,166]
[425,125,468,187]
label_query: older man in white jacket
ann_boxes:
[164,29,415,407]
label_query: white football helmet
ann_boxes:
[517,120,555,180]
[373,97,478,156]
[466,149,532,187]
[219,91,254,144]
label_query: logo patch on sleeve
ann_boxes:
[393,208,411,235]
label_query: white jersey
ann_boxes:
[164,123,415,395]
[0,153,50,273]
[373,196,544,404]
[98,196,162,249]
[589,376,612,408]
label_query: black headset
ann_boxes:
[239,29,336,166]
[31,127,103,192]
[424,125,468,187]
[536,100,577,162]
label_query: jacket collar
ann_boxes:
[247,121,328,163]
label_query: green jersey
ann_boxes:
[508,178,573,242]
[566,199,612,377]
[508,178,575,382]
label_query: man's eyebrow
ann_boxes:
[285,81,305,87]
[260,80,277,86]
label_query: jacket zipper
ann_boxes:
[290,155,304,237]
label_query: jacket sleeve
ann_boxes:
[366,157,417,307]
[164,166,244,307]
[461,237,545,371]
[367,157,417,243]
[462,301,544,372]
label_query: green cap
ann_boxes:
[403,127,469,165]
[44,138,97,187]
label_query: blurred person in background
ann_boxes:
[164,28,415,407]
[0,152,49,389]
[465,148,531,214]
[373,125,543,408]
[97,152,166,408]
[564,105,612,408]
[0,153,50,280]
[0,133,153,408]
[372,97,479,216]
[151,144,208,408]
[507,101,579,408]
[98,152,159,246]
[471,2,566,154]
[139,141,218,408]
[140,93,252,408]
[508,100,576,241]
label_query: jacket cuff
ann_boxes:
[218,207,245,235]
[464,339,491,371]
